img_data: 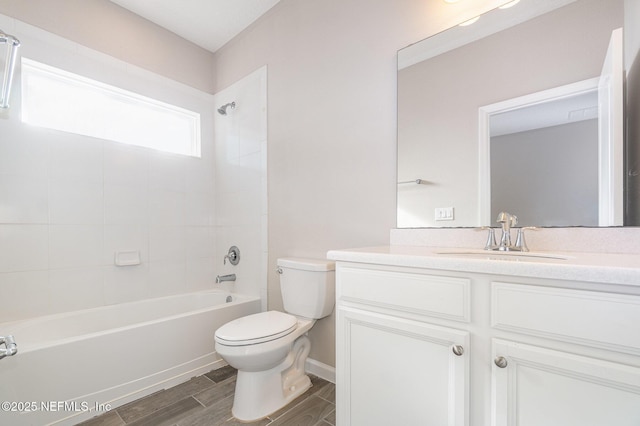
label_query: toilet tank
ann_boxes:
[277,257,335,319]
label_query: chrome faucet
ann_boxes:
[482,212,536,252]
[216,274,236,283]
[496,211,517,251]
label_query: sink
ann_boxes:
[436,249,570,261]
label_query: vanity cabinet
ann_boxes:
[490,281,640,426]
[334,261,640,426]
[336,264,471,425]
[491,339,640,426]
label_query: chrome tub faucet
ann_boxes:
[216,274,236,283]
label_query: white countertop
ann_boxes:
[327,246,640,286]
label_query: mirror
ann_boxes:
[397,0,629,228]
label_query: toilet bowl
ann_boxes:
[214,257,335,422]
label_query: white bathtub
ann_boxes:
[0,290,261,426]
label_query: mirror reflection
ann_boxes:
[397,0,626,228]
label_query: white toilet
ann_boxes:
[214,257,335,422]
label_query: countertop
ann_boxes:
[327,246,640,286]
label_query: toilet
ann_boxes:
[214,257,335,422]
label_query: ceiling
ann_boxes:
[491,90,599,137]
[109,0,281,53]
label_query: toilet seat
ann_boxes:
[215,311,298,346]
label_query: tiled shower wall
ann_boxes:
[0,122,217,322]
[212,67,268,309]
[0,17,267,322]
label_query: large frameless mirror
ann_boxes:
[396,0,634,228]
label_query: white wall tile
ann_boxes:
[238,151,262,188]
[49,267,105,313]
[49,181,104,225]
[185,156,214,195]
[149,189,185,226]
[212,66,268,307]
[149,151,187,192]
[186,192,214,226]
[49,225,104,269]
[0,121,49,177]
[186,257,215,291]
[148,261,186,297]
[0,225,48,273]
[48,132,103,183]
[216,189,261,227]
[186,226,215,259]
[0,271,51,322]
[103,142,149,187]
[103,264,148,305]
[104,183,149,225]
[149,225,186,262]
[0,176,49,224]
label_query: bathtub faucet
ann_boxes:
[0,335,17,360]
[216,274,236,284]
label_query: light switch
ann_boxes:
[435,207,454,221]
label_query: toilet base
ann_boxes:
[231,335,311,422]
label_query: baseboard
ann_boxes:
[305,358,336,383]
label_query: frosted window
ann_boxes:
[21,58,201,157]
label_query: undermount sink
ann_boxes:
[436,249,570,261]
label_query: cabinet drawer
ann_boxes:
[338,266,470,322]
[492,282,640,354]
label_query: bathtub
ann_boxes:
[0,290,261,426]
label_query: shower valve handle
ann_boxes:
[224,246,240,265]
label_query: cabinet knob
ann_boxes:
[494,356,508,368]
[452,345,464,356]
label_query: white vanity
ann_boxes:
[328,244,640,426]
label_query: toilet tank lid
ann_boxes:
[277,257,335,271]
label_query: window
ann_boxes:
[21,58,201,157]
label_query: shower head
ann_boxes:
[217,102,236,115]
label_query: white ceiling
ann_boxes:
[109,0,281,53]
[491,90,599,137]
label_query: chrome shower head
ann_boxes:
[217,101,236,115]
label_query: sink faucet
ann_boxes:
[216,274,236,283]
[482,212,536,252]
[496,211,517,251]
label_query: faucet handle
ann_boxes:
[514,227,538,252]
[478,226,497,250]
[223,246,240,265]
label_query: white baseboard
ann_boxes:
[305,358,335,383]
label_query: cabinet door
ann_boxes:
[492,339,640,426]
[336,306,469,426]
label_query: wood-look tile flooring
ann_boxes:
[76,366,336,426]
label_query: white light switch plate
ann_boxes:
[435,207,454,221]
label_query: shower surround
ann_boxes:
[0,15,267,323]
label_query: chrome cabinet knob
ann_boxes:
[494,356,508,368]
[452,345,464,356]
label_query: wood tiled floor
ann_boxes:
[77,366,335,426]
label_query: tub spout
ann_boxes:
[0,335,17,359]
[216,274,236,284]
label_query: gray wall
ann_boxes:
[0,0,216,92]
[491,120,599,227]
